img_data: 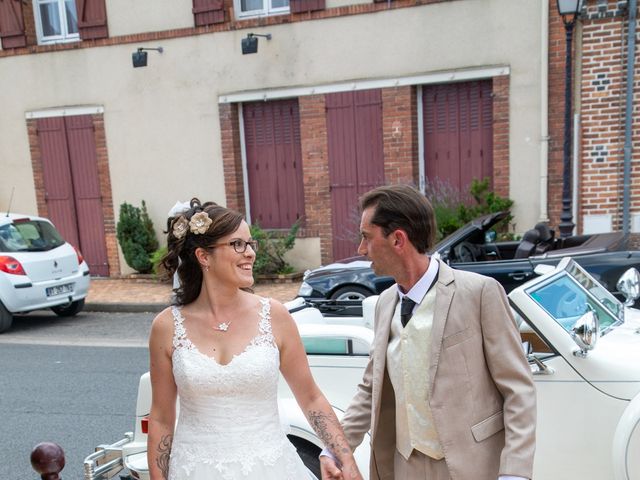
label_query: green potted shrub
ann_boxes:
[116,200,159,274]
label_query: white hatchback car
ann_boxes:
[0,212,91,333]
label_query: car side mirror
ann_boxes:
[616,267,640,307]
[571,308,599,358]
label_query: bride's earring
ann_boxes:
[203,264,209,272]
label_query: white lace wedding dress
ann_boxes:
[168,298,311,479]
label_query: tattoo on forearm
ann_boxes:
[307,410,350,458]
[156,434,173,480]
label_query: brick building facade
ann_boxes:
[2,0,636,275]
[548,0,640,234]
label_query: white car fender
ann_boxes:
[612,393,640,480]
[278,397,371,478]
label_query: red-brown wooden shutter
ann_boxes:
[192,0,225,26]
[36,117,80,249]
[64,115,109,276]
[76,0,108,40]
[243,99,305,229]
[0,0,26,49]
[289,0,325,13]
[423,80,493,195]
[326,89,385,260]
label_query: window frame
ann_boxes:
[233,0,289,19]
[33,0,79,45]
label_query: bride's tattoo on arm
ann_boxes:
[307,410,350,457]
[156,434,173,480]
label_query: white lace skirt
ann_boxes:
[168,436,312,480]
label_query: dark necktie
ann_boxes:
[400,296,416,328]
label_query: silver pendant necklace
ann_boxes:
[214,321,231,332]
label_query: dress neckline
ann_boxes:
[171,298,274,367]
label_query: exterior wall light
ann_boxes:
[241,33,272,55]
[132,47,164,68]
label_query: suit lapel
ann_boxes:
[428,259,455,392]
[371,289,397,438]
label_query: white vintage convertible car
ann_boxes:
[84,258,640,480]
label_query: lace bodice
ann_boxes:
[168,298,305,480]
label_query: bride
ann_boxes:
[147,199,363,480]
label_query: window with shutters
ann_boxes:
[33,0,79,44]
[233,0,289,19]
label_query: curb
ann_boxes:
[84,302,166,313]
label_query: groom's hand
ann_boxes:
[320,455,343,480]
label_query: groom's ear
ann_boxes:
[391,229,408,249]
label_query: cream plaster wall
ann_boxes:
[284,237,321,270]
[0,0,544,271]
[107,0,194,37]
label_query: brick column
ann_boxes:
[299,95,332,264]
[492,76,510,198]
[219,102,246,214]
[578,0,639,231]
[381,86,418,185]
[92,114,119,276]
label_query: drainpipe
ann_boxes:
[622,0,637,234]
[539,0,550,223]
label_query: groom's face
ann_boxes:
[358,207,395,277]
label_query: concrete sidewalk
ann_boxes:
[85,277,303,313]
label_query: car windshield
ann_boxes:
[0,220,65,252]
[525,258,622,334]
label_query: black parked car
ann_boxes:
[298,211,640,305]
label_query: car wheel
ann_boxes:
[0,302,13,333]
[289,437,321,479]
[51,299,85,317]
[331,286,372,301]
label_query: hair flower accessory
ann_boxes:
[189,212,212,234]
[172,216,189,239]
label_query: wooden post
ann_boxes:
[30,442,65,480]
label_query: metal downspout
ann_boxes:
[622,0,637,234]
[540,0,550,222]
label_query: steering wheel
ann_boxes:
[454,242,477,262]
[555,290,586,318]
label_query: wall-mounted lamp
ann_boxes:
[132,47,164,68]
[241,33,272,55]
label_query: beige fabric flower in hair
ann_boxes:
[189,211,212,235]
[172,216,189,239]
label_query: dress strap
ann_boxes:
[258,297,273,335]
[171,306,193,350]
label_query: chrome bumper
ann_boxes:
[83,433,133,480]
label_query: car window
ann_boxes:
[0,221,65,252]
[527,272,619,334]
[303,337,369,356]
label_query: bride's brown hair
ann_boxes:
[162,198,244,306]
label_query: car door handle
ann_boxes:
[508,272,533,281]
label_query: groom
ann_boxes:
[321,184,536,480]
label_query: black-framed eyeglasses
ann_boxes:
[209,239,259,254]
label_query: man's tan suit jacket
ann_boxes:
[340,259,536,480]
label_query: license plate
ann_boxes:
[46,283,74,297]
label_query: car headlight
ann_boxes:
[298,281,313,297]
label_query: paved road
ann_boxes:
[2,310,155,347]
[0,311,154,479]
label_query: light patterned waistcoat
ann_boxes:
[386,286,444,460]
